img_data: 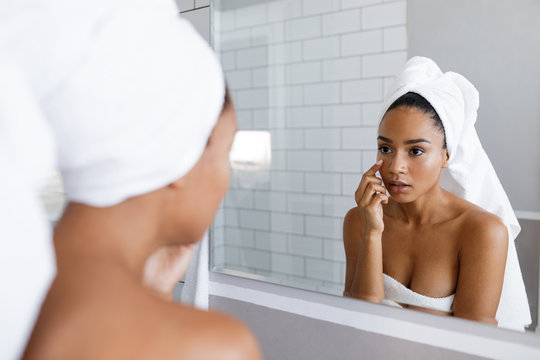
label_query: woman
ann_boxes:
[16,1,261,358]
[343,57,530,330]
[24,89,261,360]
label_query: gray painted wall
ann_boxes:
[408,0,540,212]
[210,295,488,360]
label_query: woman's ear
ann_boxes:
[442,149,449,168]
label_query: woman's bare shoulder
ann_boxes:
[448,197,508,322]
[444,191,506,230]
[27,277,261,360]
[77,295,261,360]
[452,197,508,254]
[150,301,262,360]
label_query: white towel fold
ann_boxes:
[383,274,455,313]
[180,232,209,309]
[381,57,531,330]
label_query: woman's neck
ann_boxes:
[53,194,165,280]
[388,185,450,226]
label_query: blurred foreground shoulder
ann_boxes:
[205,310,262,360]
[170,306,262,360]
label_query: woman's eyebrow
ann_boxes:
[377,136,431,145]
[404,138,431,144]
[377,136,392,143]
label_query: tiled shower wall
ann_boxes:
[210,0,408,295]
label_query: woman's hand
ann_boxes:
[354,160,389,236]
[142,244,196,301]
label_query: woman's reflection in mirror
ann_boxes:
[343,57,530,329]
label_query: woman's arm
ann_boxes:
[343,161,388,302]
[343,208,385,302]
[451,213,508,324]
[343,207,361,297]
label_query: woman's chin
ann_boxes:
[388,192,414,203]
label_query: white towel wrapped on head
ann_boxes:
[44,1,225,207]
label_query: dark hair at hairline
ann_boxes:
[385,92,447,149]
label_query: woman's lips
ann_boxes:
[387,181,410,194]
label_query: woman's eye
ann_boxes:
[378,146,391,154]
[410,148,424,156]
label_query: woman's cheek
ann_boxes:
[418,155,441,179]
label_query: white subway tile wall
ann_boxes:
[211,0,407,295]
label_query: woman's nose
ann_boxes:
[388,153,408,174]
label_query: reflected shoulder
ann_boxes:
[458,207,508,256]
[452,207,508,324]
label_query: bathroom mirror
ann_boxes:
[209,0,540,332]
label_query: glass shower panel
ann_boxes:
[210,0,406,295]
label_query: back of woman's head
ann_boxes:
[45,14,226,208]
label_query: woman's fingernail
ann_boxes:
[376,159,382,165]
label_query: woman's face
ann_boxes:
[166,91,237,244]
[377,106,448,203]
